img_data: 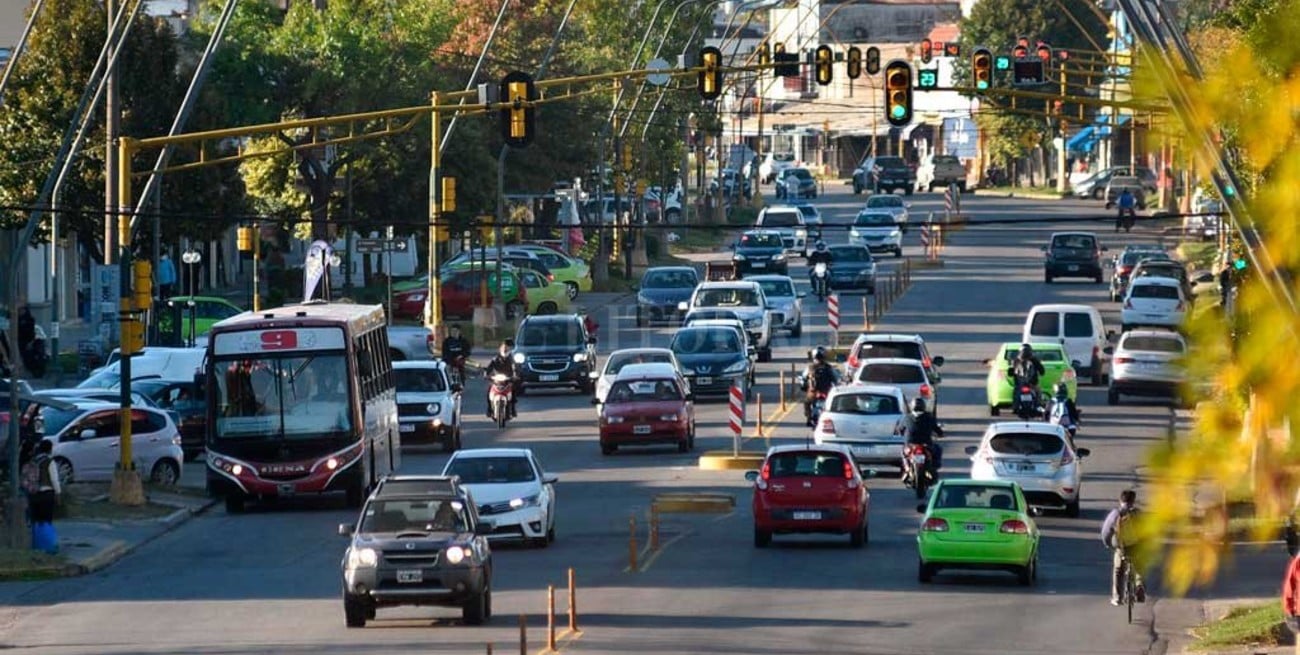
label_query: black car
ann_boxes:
[1043,232,1106,283]
[1109,246,1171,301]
[732,230,789,277]
[635,266,699,327]
[1131,258,1192,300]
[669,325,754,399]
[826,244,878,293]
[853,156,915,195]
[338,475,493,627]
[513,315,597,393]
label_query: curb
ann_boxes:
[972,190,1069,200]
[65,497,218,576]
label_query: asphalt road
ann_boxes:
[0,186,1203,654]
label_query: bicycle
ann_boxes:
[1118,549,1142,624]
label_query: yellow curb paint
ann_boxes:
[637,532,689,573]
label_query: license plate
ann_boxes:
[1015,463,1036,472]
[540,374,559,382]
[399,424,415,433]
[1067,265,1079,271]
[397,570,423,583]
[696,376,713,385]
[964,523,986,533]
[633,425,651,434]
[752,262,766,268]
[793,511,821,520]
[1019,393,1035,402]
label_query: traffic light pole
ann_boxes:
[110,136,144,506]
[428,91,444,341]
[1056,65,1068,194]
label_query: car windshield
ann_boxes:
[1131,284,1180,299]
[394,368,448,393]
[359,498,467,534]
[605,351,674,375]
[1051,235,1096,250]
[935,485,1019,510]
[1123,336,1185,353]
[989,433,1065,456]
[695,288,758,307]
[828,246,871,262]
[767,451,849,478]
[797,205,818,220]
[445,456,536,483]
[762,211,801,227]
[672,328,741,355]
[859,364,924,384]
[867,195,903,208]
[740,233,784,248]
[606,379,684,403]
[1002,348,1065,362]
[212,354,353,440]
[789,169,812,180]
[642,269,697,289]
[874,158,908,171]
[519,321,583,348]
[829,393,900,415]
[856,341,921,360]
[756,279,794,298]
[855,213,894,226]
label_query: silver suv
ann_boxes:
[678,281,774,361]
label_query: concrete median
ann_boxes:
[697,451,765,470]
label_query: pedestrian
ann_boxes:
[1218,259,1233,309]
[157,248,178,300]
[20,439,61,554]
[1283,550,1300,634]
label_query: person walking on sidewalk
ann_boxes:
[21,439,61,553]
[157,248,178,301]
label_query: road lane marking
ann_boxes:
[534,626,584,655]
[635,532,689,573]
[743,401,796,442]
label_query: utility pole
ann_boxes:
[103,0,120,266]
[1056,63,1068,194]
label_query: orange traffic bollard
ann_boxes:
[547,585,557,652]
[628,515,638,571]
[755,393,763,438]
[568,567,578,632]
[779,370,786,410]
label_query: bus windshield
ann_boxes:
[212,353,353,440]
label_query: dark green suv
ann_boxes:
[338,475,493,627]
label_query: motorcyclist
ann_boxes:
[441,325,471,382]
[1011,343,1046,387]
[1116,189,1137,232]
[806,241,833,295]
[483,340,518,420]
[906,397,944,476]
[801,347,839,427]
[1048,382,1081,433]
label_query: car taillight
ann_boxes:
[922,356,932,369]
[1114,357,1133,364]
[757,461,770,490]
[819,417,835,434]
[1119,265,1133,275]
[922,518,949,532]
[847,353,859,369]
[919,384,932,398]
[1019,385,1031,393]
[1000,520,1030,534]
[843,459,860,488]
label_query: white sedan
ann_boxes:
[964,422,1090,517]
[442,447,558,547]
[812,385,912,466]
[1120,276,1186,331]
[1108,329,1187,406]
[849,210,903,257]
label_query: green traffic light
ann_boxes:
[1234,258,1247,270]
[1225,185,1236,197]
[891,106,906,119]
[976,80,989,90]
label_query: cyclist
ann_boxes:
[441,325,472,383]
[1101,489,1143,605]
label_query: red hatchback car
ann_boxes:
[746,444,871,548]
[597,364,695,455]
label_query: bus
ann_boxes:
[204,302,401,513]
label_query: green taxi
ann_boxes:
[158,295,243,341]
[984,342,1078,416]
[518,267,572,315]
[917,479,1040,585]
[512,244,592,299]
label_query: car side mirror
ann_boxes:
[544,474,559,485]
[591,397,600,405]
[964,446,978,456]
[1103,346,1114,355]
[79,428,97,440]
[1076,448,1091,458]
[744,470,759,482]
[916,503,928,514]
[677,301,689,312]
[1028,507,1042,517]
[797,292,807,298]
[337,523,354,536]
[931,356,945,367]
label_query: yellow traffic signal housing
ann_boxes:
[441,176,457,213]
[814,45,833,86]
[758,42,770,67]
[132,259,152,312]
[121,318,145,354]
[865,46,881,75]
[699,46,722,100]
[883,61,913,127]
[972,47,993,90]
[846,46,862,79]
[499,71,536,148]
[237,226,254,252]
[622,142,633,172]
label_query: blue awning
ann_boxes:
[1067,126,1096,153]
[1096,113,1132,136]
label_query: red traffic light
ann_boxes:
[1012,45,1028,58]
[919,38,932,64]
[1036,44,1052,63]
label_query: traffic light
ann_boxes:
[237,226,254,252]
[972,47,993,90]
[121,318,145,354]
[919,38,932,64]
[865,46,880,75]
[1233,257,1247,271]
[441,176,457,213]
[774,43,799,77]
[758,42,770,67]
[846,46,862,79]
[944,42,960,57]
[499,71,536,148]
[699,46,722,100]
[883,60,912,127]
[1013,36,1029,59]
[814,45,833,86]
[995,55,1011,71]
[1036,42,1052,63]
[132,259,152,312]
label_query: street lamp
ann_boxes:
[181,248,201,297]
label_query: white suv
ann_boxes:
[678,281,773,362]
[965,422,1091,517]
[393,361,462,451]
[754,205,810,257]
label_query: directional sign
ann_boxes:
[356,238,409,254]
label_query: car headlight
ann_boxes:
[347,547,378,569]
[425,402,441,415]
[509,494,541,509]
[572,352,588,363]
[605,415,625,424]
[745,317,763,328]
[723,359,749,374]
[444,545,467,565]
[889,230,901,239]
[850,229,860,238]
[733,253,747,261]
[513,352,525,364]
[773,254,786,262]
[637,293,650,304]
[795,229,807,239]
[407,293,426,302]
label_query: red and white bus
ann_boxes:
[204,302,401,512]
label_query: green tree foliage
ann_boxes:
[1125,1,1300,595]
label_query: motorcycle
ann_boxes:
[902,444,935,499]
[1047,398,1079,443]
[811,262,829,301]
[488,373,515,429]
[795,372,829,428]
[1009,375,1043,420]
[1116,207,1136,233]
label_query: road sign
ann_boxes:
[827,294,840,331]
[646,58,672,86]
[916,69,939,89]
[356,238,409,254]
[728,384,745,436]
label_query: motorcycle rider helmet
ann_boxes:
[1019,343,1034,358]
[911,397,927,413]
[811,346,827,362]
[1054,382,1069,399]
[815,240,827,252]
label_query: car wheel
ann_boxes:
[563,281,579,300]
[54,456,74,485]
[224,494,246,514]
[1018,557,1037,586]
[754,527,772,548]
[538,301,558,315]
[1092,188,1104,200]
[990,405,1001,417]
[462,584,490,625]
[547,519,557,544]
[918,561,934,583]
[1066,498,1081,518]
[600,444,616,456]
[444,428,461,453]
[344,594,369,628]
[688,425,696,451]
[894,248,903,258]
[790,322,802,338]
[150,459,180,486]
[850,521,866,548]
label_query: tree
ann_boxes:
[1126,1,1300,595]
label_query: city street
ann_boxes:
[0,187,1218,654]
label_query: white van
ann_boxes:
[1021,304,1114,386]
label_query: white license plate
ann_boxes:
[793,511,821,520]
[399,424,415,433]
[752,262,766,268]
[1067,265,1079,271]
[397,570,423,583]
[696,376,713,385]
[633,425,651,434]
[1019,393,1035,402]
[539,374,560,382]
[964,523,986,533]
[1014,463,1036,472]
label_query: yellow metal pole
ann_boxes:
[117,136,135,473]
[428,92,443,338]
[252,225,261,312]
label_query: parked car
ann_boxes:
[396,266,526,321]
[518,268,572,315]
[1103,176,1148,208]
[506,244,593,299]
[157,295,243,343]
[811,384,912,467]
[596,363,695,455]
[441,447,558,547]
[965,422,1090,517]
[37,401,183,485]
[915,154,966,192]
[916,479,1041,584]
[1108,329,1188,406]
[1071,166,1157,199]
[853,156,914,195]
[1043,231,1106,283]
[745,444,872,548]
[393,360,462,451]
[634,266,699,327]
